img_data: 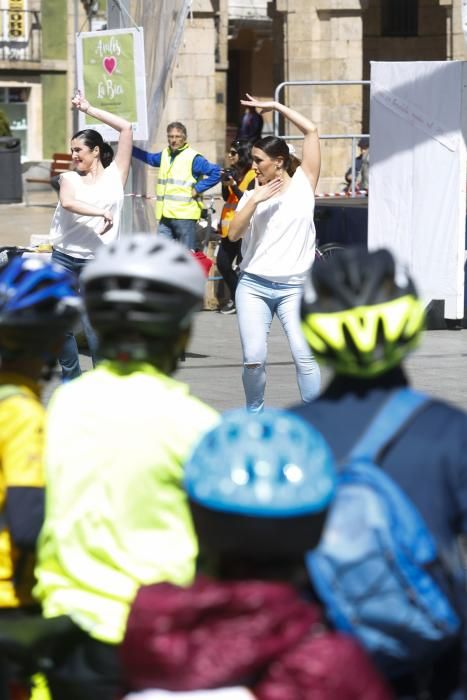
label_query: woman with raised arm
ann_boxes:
[228,94,321,412]
[49,91,133,380]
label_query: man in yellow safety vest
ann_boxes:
[133,122,221,249]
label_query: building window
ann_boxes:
[0,86,29,159]
[382,0,418,37]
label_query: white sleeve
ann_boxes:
[60,170,78,186]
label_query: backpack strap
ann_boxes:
[349,388,431,464]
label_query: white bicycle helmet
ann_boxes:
[81,234,206,339]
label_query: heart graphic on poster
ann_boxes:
[103,56,117,75]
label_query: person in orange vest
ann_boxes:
[217,140,255,315]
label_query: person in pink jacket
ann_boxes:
[121,409,393,700]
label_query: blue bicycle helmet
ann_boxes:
[185,408,336,560]
[0,256,81,355]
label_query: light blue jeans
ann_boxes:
[235,272,321,412]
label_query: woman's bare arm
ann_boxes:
[240,94,320,191]
[228,196,257,241]
[72,92,133,186]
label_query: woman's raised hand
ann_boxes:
[71,90,90,114]
[240,93,276,113]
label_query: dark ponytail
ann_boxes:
[100,142,114,168]
[71,128,114,168]
[287,154,301,177]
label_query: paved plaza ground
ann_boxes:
[1,193,466,413]
[176,311,467,413]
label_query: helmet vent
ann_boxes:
[184,408,337,534]
[174,254,189,264]
[148,243,164,254]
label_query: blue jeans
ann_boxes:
[235,272,321,412]
[158,217,197,250]
[52,249,98,381]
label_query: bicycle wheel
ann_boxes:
[316,242,346,260]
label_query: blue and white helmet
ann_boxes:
[185,407,336,560]
[0,256,81,354]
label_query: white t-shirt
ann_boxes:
[236,166,316,284]
[49,161,124,260]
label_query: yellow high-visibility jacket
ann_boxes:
[156,145,202,221]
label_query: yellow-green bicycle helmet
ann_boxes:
[301,247,425,377]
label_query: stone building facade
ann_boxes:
[268,0,466,190]
[1,1,466,193]
[0,0,109,163]
[0,0,73,162]
[159,0,467,192]
[144,0,225,198]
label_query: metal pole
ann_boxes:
[107,0,130,29]
[273,80,371,138]
[350,137,357,197]
[73,0,80,135]
[107,0,133,233]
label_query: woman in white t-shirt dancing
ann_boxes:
[49,90,133,380]
[228,95,321,411]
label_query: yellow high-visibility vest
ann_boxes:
[34,362,219,645]
[156,145,202,221]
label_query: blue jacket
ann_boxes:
[132,146,221,195]
[292,367,467,700]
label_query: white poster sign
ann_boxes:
[76,27,148,141]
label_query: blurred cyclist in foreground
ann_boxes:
[294,246,467,699]
[0,256,80,697]
[120,408,392,700]
[33,235,218,699]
